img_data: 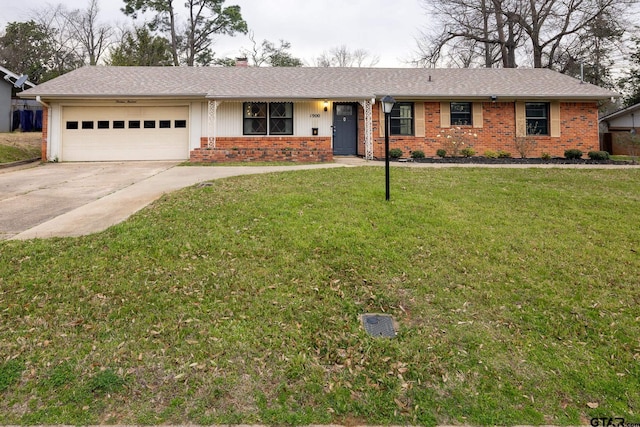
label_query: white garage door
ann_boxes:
[61,106,190,161]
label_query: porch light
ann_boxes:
[381,95,395,201]
[323,101,329,112]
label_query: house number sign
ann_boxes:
[310,114,321,118]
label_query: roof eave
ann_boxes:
[18,93,208,100]
[599,102,640,121]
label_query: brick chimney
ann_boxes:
[235,57,248,67]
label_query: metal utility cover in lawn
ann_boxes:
[361,313,397,338]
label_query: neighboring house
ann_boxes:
[0,65,39,133]
[599,103,640,156]
[19,66,616,162]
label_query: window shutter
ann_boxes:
[550,102,561,137]
[515,102,526,137]
[378,104,385,137]
[440,102,450,128]
[472,102,483,128]
[415,102,425,137]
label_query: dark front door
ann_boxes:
[333,103,358,155]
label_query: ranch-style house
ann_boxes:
[19,66,617,163]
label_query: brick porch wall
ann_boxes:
[191,136,333,163]
[366,101,599,159]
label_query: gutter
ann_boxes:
[35,96,49,108]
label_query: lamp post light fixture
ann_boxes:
[381,95,396,201]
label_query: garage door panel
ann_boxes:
[62,106,189,161]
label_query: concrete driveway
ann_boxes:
[0,161,347,241]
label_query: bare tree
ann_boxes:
[32,4,84,77]
[66,0,113,65]
[415,0,636,71]
[312,45,379,67]
[240,31,303,67]
[415,0,520,67]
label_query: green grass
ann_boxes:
[0,143,40,163]
[610,155,637,163]
[1,167,639,425]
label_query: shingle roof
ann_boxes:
[19,66,617,101]
[599,103,640,121]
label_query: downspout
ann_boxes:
[35,96,51,161]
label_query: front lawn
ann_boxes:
[1,167,639,425]
[0,132,41,163]
[0,144,40,164]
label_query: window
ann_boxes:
[144,120,156,129]
[113,121,125,129]
[269,102,293,135]
[129,120,141,129]
[450,102,472,126]
[159,120,171,128]
[66,121,78,130]
[82,121,94,129]
[336,105,353,116]
[174,120,187,128]
[243,102,293,135]
[97,121,109,129]
[243,102,267,135]
[390,102,414,136]
[525,102,549,135]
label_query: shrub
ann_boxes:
[541,152,552,160]
[436,149,447,158]
[497,150,512,158]
[484,150,498,159]
[514,136,538,158]
[460,147,476,157]
[588,150,610,160]
[564,149,583,159]
[436,127,478,157]
[410,150,425,159]
[389,148,403,159]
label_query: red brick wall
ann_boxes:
[366,101,600,159]
[193,101,599,162]
[41,106,48,160]
[191,136,332,163]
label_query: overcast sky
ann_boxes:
[1,0,428,67]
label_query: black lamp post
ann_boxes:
[381,95,396,201]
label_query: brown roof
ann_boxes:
[20,66,617,101]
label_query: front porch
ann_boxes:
[190,99,375,163]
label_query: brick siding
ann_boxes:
[367,101,599,159]
[191,136,332,163]
[192,101,599,162]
